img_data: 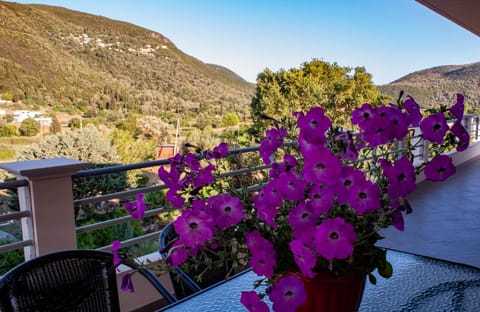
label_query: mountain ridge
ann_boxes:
[0,1,254,122]
[378,62,480,110]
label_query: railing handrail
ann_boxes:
[1,114,479,261]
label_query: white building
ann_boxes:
[12,110,52,126]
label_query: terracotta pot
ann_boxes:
[293,270,366,312]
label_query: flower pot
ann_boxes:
[294,271,366,312]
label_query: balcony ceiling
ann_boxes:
[416,0,480,37]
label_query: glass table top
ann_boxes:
[158,250,480,311]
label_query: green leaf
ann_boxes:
[378,260,393,278]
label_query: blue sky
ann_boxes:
[9,0,480,84]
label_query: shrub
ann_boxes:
[18,118,40,137]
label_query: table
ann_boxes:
[158,250,480,311]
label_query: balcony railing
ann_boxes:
[1,114,480,310]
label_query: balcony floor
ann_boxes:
[378,155,480,268]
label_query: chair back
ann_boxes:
[0,250,120,312]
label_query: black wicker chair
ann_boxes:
[0,249,176,312]
[159,222,229,299]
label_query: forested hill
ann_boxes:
[0,1,255,119]
[378,62,480,110]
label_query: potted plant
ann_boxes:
[118,93,469,311]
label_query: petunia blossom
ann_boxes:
[125,193,146,219]
[381,157,416,198]
[450,93,465,121]
[121,273,135,293]
[208,194,244,229]
[205,142,229,160]
[450,122,470,152]
[314,217,357,261]
[424,155,456,182]
[111,240,121,266]
[347,180,381,215]
[259,127,286,164]
[403,96,422,127]
[296,107,331,145]
[173,209,213,248]
[303,147,342,184]
[351,103,376,130]
[269,275,306,312]
[420,112,448,144]
[241,291,270,312]
[289,239,317,278]
[307,183,335,215]
[278,172,307,201]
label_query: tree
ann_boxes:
[68,118,81,130]
[0,124,18,137]
[250,59,384,137]
[18,118,40,136]
[49,115,62,134]
[135,116,170,142]
[18,124,128,204]
[222,113,240,127]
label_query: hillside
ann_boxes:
[0,1,255,122]
[378,62,480,110]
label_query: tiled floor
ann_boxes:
[378,155,480,268]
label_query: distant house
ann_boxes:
[12,110,52,126]
[13,110,39,122]
[157,144,176,159]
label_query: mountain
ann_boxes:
[378,62,480,110]
[0,1,255,121]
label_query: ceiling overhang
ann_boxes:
[416,0,480,37]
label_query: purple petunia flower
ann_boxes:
[269,275,306,312]
[166,188,185,208]
[450,122,470,152]
[166,242,189,266]
[240,291,270,312]
[391,209,405,232]
[121,273,135,293]
[420,112,448,144]
[205,142,229,160]
[208,194,244,229]
[183,153,200,171]
[288,202,317,233]
[111,240,121,266]
[361,116,393,147]
[303,146,342,184]
[245,230,264,249]
[381,157,416,198]
[125,193,146,219]
[257,203,279,228]
[259,127,286,164]
[192,163,216,189]
[314,217,357,261]
[424,155,456,182]
[382,105,410,141]
[278,172,307,201]
[307,183,335,215]
[403,96,422,127]
[296,107,331,145]
[289,239,317,278]
[158,165,181,189]
[246,231,276,278]
[450,93,465,121]
[334,131,358,161]
[347,180,381,215]
[335,166,366,205]
[351,103,376,130]
[174,208,213,248]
